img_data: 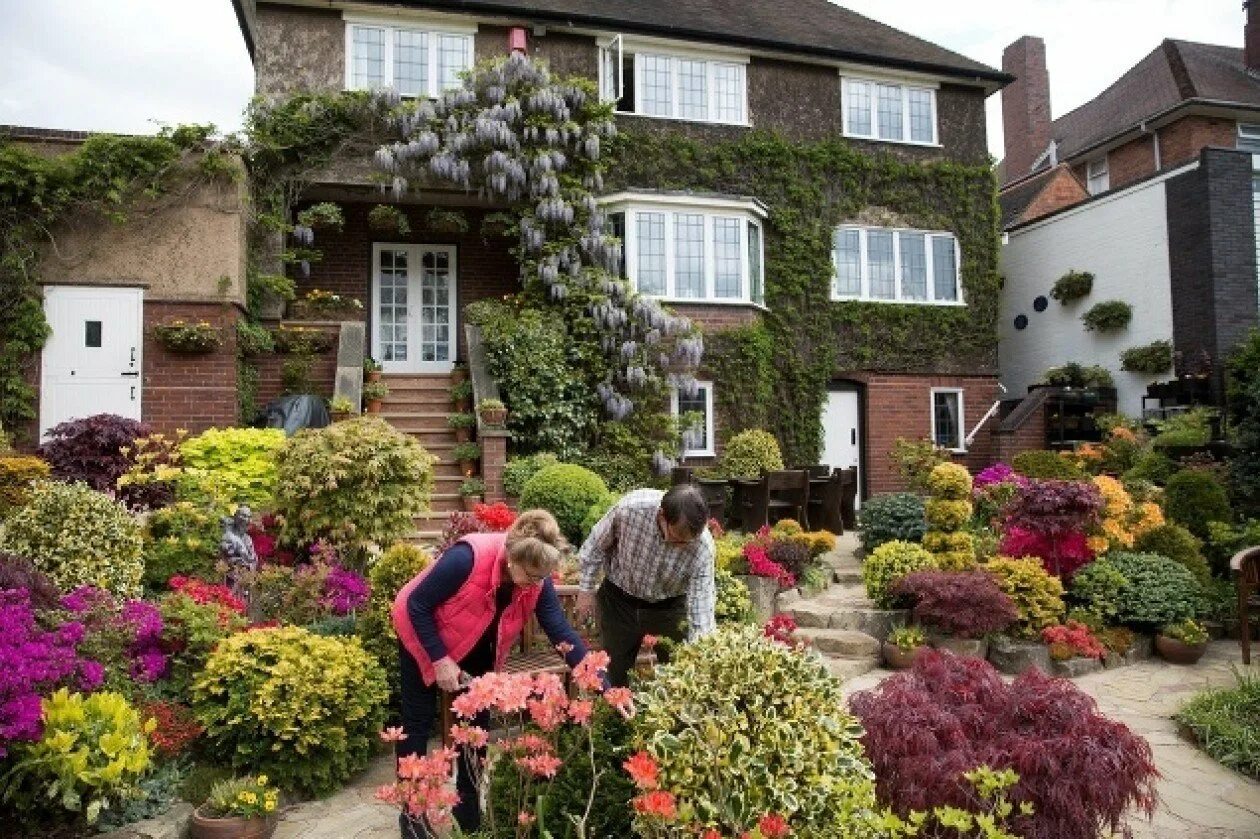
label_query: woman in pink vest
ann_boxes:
[391,509,596,833]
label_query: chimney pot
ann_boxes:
[1246,1,1260,76]
[1001,35,1052,185]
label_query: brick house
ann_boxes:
[228,0,1012,507]
[997,6,1260,431]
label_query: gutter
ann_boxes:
[1060,97,1260,163]
[232,0,257,63]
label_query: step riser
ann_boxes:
[382,376,456,391]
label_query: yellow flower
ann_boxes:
[265,800,276,812]
[257,775,268,786]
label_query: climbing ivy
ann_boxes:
[608,130,1001,464]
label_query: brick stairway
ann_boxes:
[378,373,469,542]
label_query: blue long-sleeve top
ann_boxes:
[406,542,589,670]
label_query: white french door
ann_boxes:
[40,286,143,439]
[371,243,457,373]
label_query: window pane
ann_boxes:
[678,59,708,121]
[933,392,961,449]
[639,54,672,117]
[379,249,408,362]
[678,386,710,453]
[713,217,742,298]
[618,52,635,112]
[867,231,895,299]
[748,221,763,305]
[713,63,744,123]
[599,44,616,103]
[437,34,469,91]
[845,80,872,136]
[932,236,958,301]
[636,212,666,295]
[877,84,904,140]
[394,30,428,97]
[1240,123,1260,152]
[608,212,626,278]
[900,232,928,300]
[674,213,705,298]
[833,229,861,296]
[351,26,386,89]
[908,88,934,142]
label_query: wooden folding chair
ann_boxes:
[1231,546,1260,665]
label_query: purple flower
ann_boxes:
[974,462,1028,489]
[322,566,370,616]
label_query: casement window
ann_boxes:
[345,20,474,97]
[1238,123,1260,153]
[672,381,715,458]
[602,194,767,306]
[843,76,937,145]
[598,39,748,125]
[931,388,965,452]
[1086,157,1109,195]
[831,226,961,305]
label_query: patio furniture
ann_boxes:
[739,470,810,531]
[1232,546,1260,665]
[807,470,844,534]
[696,478,729,528]
[806,464,831,478]
[837,467,858,530]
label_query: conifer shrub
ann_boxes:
[858,493,927,552]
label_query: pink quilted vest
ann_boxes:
[392,532,543,686]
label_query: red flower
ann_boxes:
[623,751,660,790]
[473,502,517,531]
[140,700,202,758]
[641,634,659,650]
[632,790,678,820]
[763,614,798,647]
[757,813,790,839]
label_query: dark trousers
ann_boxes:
[597,581,687,687]
[397,641,491,835]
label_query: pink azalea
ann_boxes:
[450,724,489,749]
[567,699,594,725]
[516,753,563,778]
[603,687,633,711]
[380,726,406,743]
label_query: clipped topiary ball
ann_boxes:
[863,540,938,608]
[0,481,143,597]
[925,462,972,500]
[922,531,975,554]
[1162,469,1232,540]
[925,499,972,531]
[717,429,784,479]
[519,463,610,544]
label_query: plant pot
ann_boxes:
[454,427,472,443]
[1155,635,1208,665]
[190,807,277,839]
[366,399,383,415]
[931,635,989,659]
[331,410,351,423]
[461,495,482,512]
[366,370,382,383]
[480,408,508,426]
[882,641,923,670]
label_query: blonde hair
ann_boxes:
[505,509,569,577]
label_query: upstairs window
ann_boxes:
[1086,156,1109,195]
[1238,122,1260,153]
[831,225,961,305]
[345,20,473,98]
[599,41,748,125]
[843,76,937,145]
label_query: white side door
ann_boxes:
[40,286,143,439]
[821,388,861,506]
[372,243,457,374]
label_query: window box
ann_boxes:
[831,225,961,305]
[599,38,748,126]
[842,75,938,146]
[344,17,474,98]
[672,381,715,458]
[601,193,766,306]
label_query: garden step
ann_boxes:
[381,374,455,390]
[379,411,457,431]
[827,607,909,642]
[820,655,881,682]
[832,567,863,585]
[796,628,881,658]
[383,426,460,445]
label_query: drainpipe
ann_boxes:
[509,26,527,55]
[1142,120,1161,171]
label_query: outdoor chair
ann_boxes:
[807,470,845,534]
[739,470,810,531]
[1232,546,1260,664]
[836,467,858,530]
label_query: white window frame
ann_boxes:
[601,193,767,307]
[598,38,750,126]
[344,16,476,98]
[930,387,966,453]
[841,74,939,146]
[1086,156,1110,195]
[672,380,716,458]
[830,225,963,306]
[1239,122,1260,153]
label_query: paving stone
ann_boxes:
[796,627,881,657]
[775,588,802,609]
[827,607,908,641]
[1052,657,1104,678]
[784,600,835,628]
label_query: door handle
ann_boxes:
[130,386,136,401]
[851,429,857,445]
[121,371,140,377]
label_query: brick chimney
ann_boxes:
[1001,36,1052,184]
[1246,1,1260,76]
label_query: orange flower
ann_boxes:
[632,790,677,820]
[623,750,660,790]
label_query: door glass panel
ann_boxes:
[379,249,408,362]
[420,250,451,363]
[85,321,102,348]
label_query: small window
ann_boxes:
[1238,122,1260,153]
[931,388,965,451]
[346,22,472,98]
[748,222,764,306]
[673,381,715,458]
[843,75,938,146]
[1086,157,1109,195]
[607,211,627,277]
[84,321,102,348]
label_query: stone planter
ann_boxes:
[1155,635,1208,665]
[882,641,923,670]
[189,808,277,839]
[931,634,988,659]
[480,407,508,426]
[736,574,780,623]
[987,635,1051,675]
[1052,656,1104,677]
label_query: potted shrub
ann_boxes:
[363,356,382,383]
[449,378,473,412]
[426,206,469,234]
[448,412,476,443]
[478,397,507,427]
[1156,618,1210,664]
[884,625,927,670]
[367,204,410,235]
[289,289,363,321]
[362,381,390,414]
[460,476,485,511]
[890,569,1017,659]
[190,775,280,839]
[452,442,481,475]
[328,395,354,422]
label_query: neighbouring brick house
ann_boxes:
[997,6,1260,440]
[230,0,1013,505]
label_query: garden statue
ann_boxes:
[220,505,257,600]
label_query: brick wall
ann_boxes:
[143,302,241,434]
[1158,116,1237,170]
[1108,134,1159,191]
[1017,166,1089,224]
[671,304,762,333]
[254,324,341,410]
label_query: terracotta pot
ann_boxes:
[480,407,508,426]
[932,635,989,659]
[882,640,922,670]
[366,399,383,414]
[454,427,472,443]
[453,398,471,413]
[451,367,468,384]
[461,495,482,512]
[1155,635,1207,664]
[366,370,382,383]
[190,807,277,839]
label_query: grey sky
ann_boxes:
[0,1,1247,161]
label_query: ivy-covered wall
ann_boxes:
[608,129,1002,465]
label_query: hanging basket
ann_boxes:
[153,321,223,354]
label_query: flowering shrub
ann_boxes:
[0,588,101,757]
[891,570,1017,638]
[1041,621,1106,660]
[193,626,387,795]
[862,540,937,608]
[850,649,1158,839]
[158,590,247,696]
[1087,476,1164,556]
[142,501,221,590]
[247,513,294,566]
[634,625,879,836]
[0,480,144,597]
[743,542,796,589]
[59,586,168,692]
[37,413,151,493]
[974,462,1026,489]
[140,699,203,759]
[762,614,800,647]
[474,501,517,531]
[323,565,370,615]
[169,575,246,614]
[858,493,927,552]
[202,775,281,819]
[4,689,155,825]
[981,557,1066,638]
[0,454,50,516]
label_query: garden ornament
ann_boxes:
[220,504,258,573]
